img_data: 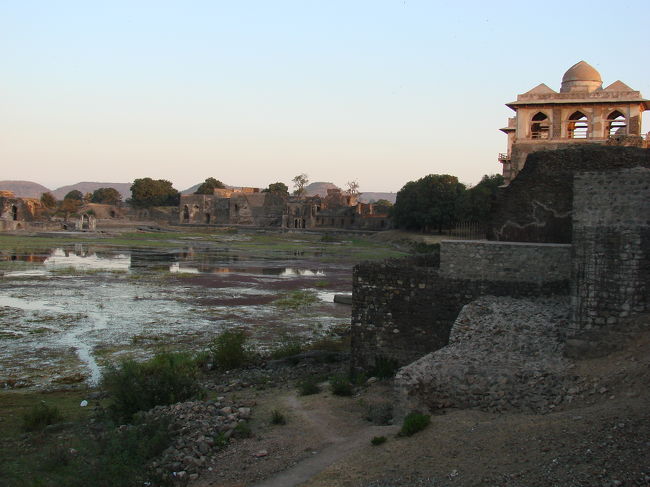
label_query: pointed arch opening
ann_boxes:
[607,110,627,136]
[182,205,190,222]
[567,111,589,139]
[530,112,550,139]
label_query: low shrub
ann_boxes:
[22,401,63,431]
[213,432,229,448]
[399,412,430,436]
[329,374,353,396]
[232,421,252,439]
[33,417,171,487]
[370,355,399,379]
[269,337,303,360]
[102,352,203,423]
[209,329,250,370]
[298,377,321,396]
[270,409,286,425]
[371,436,387,446]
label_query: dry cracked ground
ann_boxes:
[192,329,650,487]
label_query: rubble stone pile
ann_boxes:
[396,296,576,414]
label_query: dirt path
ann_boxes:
[252,395,397,487]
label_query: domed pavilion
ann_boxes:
[499,61,649,183]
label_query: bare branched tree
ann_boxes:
[292,173,309,196]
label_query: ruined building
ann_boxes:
[499,61,649,183]
[180,187,392,230]
[0,191,43,231]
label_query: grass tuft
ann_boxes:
[399,412,430,436]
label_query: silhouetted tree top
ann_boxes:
[393,174,466,232]
[263,182,289,194]
[292,174,309,196]
[64,190,83,201]
[91,187,122,205]
[194,177,225,195]
[40,192,57,208]
[129,178,180,208]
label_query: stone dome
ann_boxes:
[560,61,603,93]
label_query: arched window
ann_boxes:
[182,205,190,222]
[11,205,18,221]
[567,111,588,139]
[531,112,550,139]
[607,110,627,136]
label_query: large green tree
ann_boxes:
[40,192,57,208]
[64,190,83,201]
[91,187,122,205]
[263,182,289,194]
[393,174,466,232]
[129,178,180,208]
[458,174,504,224]
[194,177,225,195]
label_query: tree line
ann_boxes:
[391,174,504,232]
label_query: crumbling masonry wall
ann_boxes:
[571,167,650,331]
[351,243,570,372]
[489,146,650,243]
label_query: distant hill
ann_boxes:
[181,183,201,195]
[305,182,340,197]
[358,192,397,204]
[0,180,52,198]
[52,182,132,201]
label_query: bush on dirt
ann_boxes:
[298,377,321,396]
[371,436,387,446]
[209,329,251,370]
[369,355,400,379]
[102,352,203,423]
[329,374,354,396]
[270,409,286,425]
[399,412,430,436]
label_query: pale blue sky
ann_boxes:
[2,1,649,192]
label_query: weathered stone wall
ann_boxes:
[490,146,650,243]
[351,243,569,372]
[440,240,571,282]
[571,167,650,332]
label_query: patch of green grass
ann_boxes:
[232,421,252,438]
[314,280,330,288]
[307,335,350,353]
[270,409,286,425]
[21,401,64,432]
[269,336,303,360]
[273,290,319,309]
[399,412,430,436]
[371,436,387,446]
